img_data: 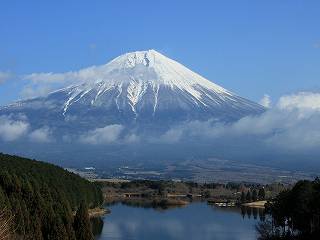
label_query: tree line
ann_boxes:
[240,188,266,203]
[0,153,103,239]
[258,178,320,240]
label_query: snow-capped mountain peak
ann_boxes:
[1,50,265,130]
[55,49,239,116]
[108,49,159,68]
[99,49,228,94]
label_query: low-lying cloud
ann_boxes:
[79,124,124,144]
[154,92,320,156]
[0,115,54,143]
[75,92,320,159]
[29,127,53,143]
[1,91,320,167]
[0,115,29,141]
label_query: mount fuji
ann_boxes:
[0,50,267,168]
[0,50,264,133]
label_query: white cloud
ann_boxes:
[21,72,76,98]
[259,94,271,108]
[29,127,52,143]
[277,92,320,111]
[157,128,185,144]
[80,124,124,144]
[124,133,140,143]
[21,65,105,98]
[20,85,55,99]
[0,115,29,141]
[157,92,320,153]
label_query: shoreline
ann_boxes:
[88,207,111,218]
[242,200,267,208]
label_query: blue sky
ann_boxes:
[0,0,319,105]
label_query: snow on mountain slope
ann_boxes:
[59,50,230,115]
[0,50,265,132]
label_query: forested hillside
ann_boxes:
[259,179,320,239]
[0,153,103,239]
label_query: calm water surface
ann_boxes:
[94,202,262,240]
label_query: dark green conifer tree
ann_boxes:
[240,191,246,203]
[48,216,69,240]
[258,188,265,200]
[246,190,252,202]
[73,202,94,240]
[252,189,258,201]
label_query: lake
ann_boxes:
[93,202,263,240]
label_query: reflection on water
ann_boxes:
[91,217,104,237]
[240,206,266,221]
[105,198,188,211]
[93,202,264,240]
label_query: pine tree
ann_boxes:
[0,187,6,209]
[240,191,246,203]
[252,189,258,201]
[73,202,93,240]
[20,200,31,237]
[246,190,252,202]
[258,188,265,200]
[30,215,43,240]
[48,216,69,240]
